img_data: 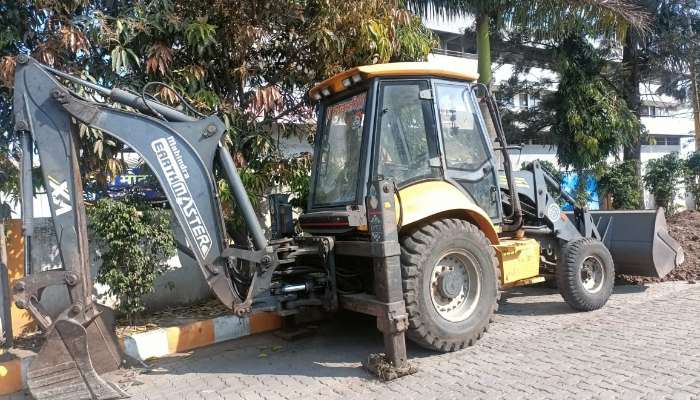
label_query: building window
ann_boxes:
[640,105,669,117]
[519,93,529,108]
[644,135,681,145]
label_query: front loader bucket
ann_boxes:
[28,306,127,400]
[588,209,684,278]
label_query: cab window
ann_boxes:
[376,81,436,185]
[435,84,490,171]
[313,92,367,206]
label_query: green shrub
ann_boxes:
[88,198,176,319]
[598,161,642,210]
[643,153,688,213]
[686,151,700,210]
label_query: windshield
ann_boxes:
[313,92,367,206]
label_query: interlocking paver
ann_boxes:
[4,282,699,400]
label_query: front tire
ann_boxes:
[400,219,500,352]
[556,238,615,311]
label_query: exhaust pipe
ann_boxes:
[588,209,684,278]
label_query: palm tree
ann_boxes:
[408,0,650,84]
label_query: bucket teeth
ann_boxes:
[28,360,92,400]
[27,315,127,400]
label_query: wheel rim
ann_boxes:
[579,255,605,294]
[430,250,481,323]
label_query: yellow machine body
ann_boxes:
[309,62,479,99]
[494,239,543,287]
[395,180,541,287]
[396,181,500,245]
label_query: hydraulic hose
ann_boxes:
[473,83,523,232]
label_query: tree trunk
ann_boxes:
[621,27,644,207]
[622,29,641,160]
[690,50,700,151]
[476,13,492,86]
[689,15,700,152]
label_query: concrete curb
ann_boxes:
[0,312,282,395]
[121,312,281,361]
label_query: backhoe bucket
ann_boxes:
[27,306,127,400]
[588,209,684,278]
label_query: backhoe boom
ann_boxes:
[11,55,290,399]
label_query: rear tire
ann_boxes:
[400,219,500,352]
[556,238,615,311]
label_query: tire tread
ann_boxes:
[556,238,614,311]
[400,218,500,352]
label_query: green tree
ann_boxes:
[498,37,640,185]
[497,69,557,145]
[409,0,649,85]
[643,152,689,212]
[552,37,640,172]
[685,151,700,209]
[617,1,696,206]
[646,0,700,151]
[88,198,176,319]
[0,0,435,234]
[598,160,643,209]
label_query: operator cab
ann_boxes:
[299,63,502,234]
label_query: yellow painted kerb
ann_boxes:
[309,62,479,98]
[397,180,499,244]
[165,319,215,353]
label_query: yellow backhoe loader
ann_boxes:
[10,56,684,399]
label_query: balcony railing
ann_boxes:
[431,48,477,59]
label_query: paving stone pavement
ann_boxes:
[5,282,700,400]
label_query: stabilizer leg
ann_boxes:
[363,179,416,380]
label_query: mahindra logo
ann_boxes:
[152,137,212,259]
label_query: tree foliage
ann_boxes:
[643,152,689,212]
[409,0,650,83]
[552,37,640,171]
[0,0,435,231]
[645,0,700,101]
[598,160,642,209]
[88,198,176,318]
[497,68,557,145]
[499,37,640,172]
[684,151,700,209]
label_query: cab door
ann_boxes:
[433,81,502,222]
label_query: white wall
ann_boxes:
[509,143,696,211]
[2,192,51,219]
[17,216,211,317]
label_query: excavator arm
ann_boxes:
[10,56,295,399]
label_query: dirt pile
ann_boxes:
[619,209,700,285]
